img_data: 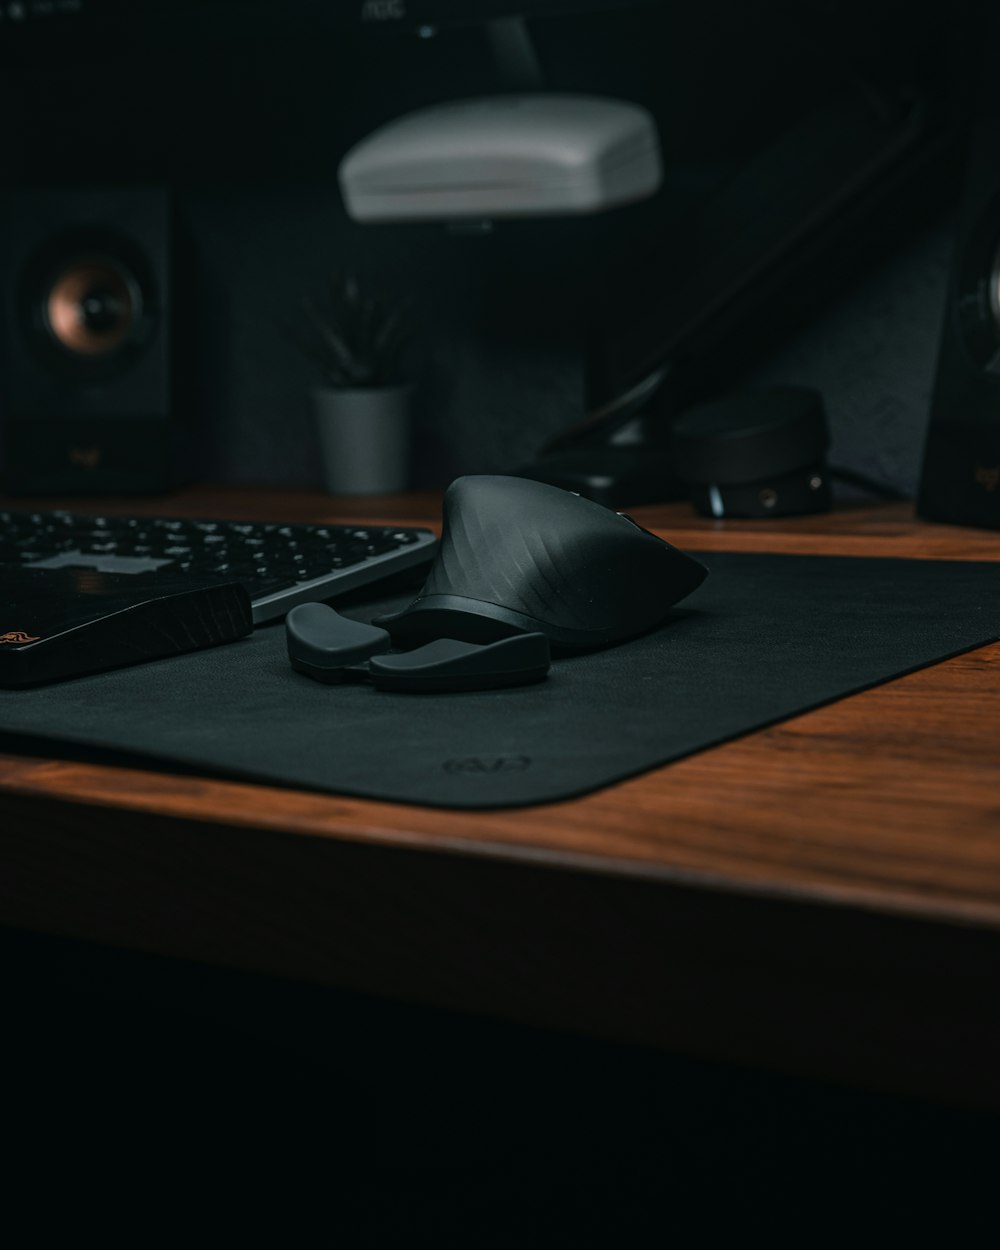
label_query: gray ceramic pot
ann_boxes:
[312,384,411,495]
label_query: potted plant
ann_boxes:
[291,271,414,495]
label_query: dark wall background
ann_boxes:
[0,0,979,492]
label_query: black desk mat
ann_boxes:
[0,551,997,809]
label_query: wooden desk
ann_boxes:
[2,487,999,1111]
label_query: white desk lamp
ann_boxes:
[338,93,663,222]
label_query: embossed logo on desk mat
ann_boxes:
[0,552,997,809]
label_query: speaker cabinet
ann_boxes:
[917,119,1000,528]
[0,186,191,495]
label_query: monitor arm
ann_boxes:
[520,80,953,503]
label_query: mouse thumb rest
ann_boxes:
[285,601,550,693]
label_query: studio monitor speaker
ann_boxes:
[917,117,1000,528]
[0,186,191,495]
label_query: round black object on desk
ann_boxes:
[671,387,831,518]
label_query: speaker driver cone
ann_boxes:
[19,228,158,381]
[45,257,139,358]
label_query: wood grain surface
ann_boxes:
[2,486,999,1108]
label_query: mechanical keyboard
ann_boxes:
[0,509,437,687]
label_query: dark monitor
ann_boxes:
[277,0,642,28]
[0,0,644,38]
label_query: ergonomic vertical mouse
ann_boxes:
[374,475,708,650]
